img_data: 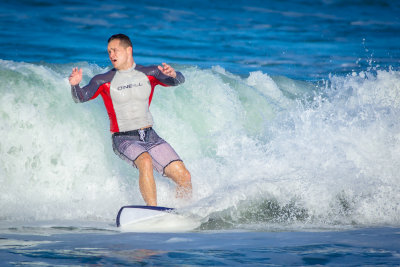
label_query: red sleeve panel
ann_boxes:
[71,69,119,132]
[135,64,185,106]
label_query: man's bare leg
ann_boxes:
[164,161,192,199]
[134,152,157,206]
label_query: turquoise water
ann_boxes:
[1,0,400,265]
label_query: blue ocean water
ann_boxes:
[1,0,399,79]
[1,0,400,266]
[1,227,400,266]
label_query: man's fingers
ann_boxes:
[68,67,82,85]
[158,63,176,78]
[70,68,82,76]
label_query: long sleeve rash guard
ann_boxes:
[71,63,185,132]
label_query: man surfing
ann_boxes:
[68,33,192,206]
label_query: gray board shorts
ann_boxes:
[112,127,182,175]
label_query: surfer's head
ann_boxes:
[108,33,132,48]
[107,34,134,70]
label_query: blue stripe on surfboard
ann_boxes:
[116,205,174,227]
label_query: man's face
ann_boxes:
[107,39,132,70]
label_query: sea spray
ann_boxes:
[0,60,135,221]
[191,68,400,228]
[0,60,399,229]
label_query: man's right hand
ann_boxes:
[69,67,82,86]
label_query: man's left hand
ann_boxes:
[158,63,176,78]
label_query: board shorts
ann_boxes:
[112,127,182,175]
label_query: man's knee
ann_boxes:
[165,161,191,185]
[135,152,153,170]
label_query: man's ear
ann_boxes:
[127,46,133,55]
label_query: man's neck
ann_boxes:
[117,59,135,71]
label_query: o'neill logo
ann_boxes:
[117,83,143,90]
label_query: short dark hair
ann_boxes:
[108,34,132,48]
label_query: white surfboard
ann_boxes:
[116,205,200,232]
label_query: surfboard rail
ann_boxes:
[116,205,175,227]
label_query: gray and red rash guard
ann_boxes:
[71,63,185,132]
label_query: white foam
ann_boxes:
[1,60,399,228]
[0,61,138,222]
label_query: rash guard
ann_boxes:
[71,63,185,132]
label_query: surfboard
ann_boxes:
[116,205,201,232]
[116,205,174,227]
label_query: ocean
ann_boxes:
[1,0,400,266]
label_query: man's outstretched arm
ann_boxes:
[69,67,89,103]
[68,67,114,103]
[156,63,185,86]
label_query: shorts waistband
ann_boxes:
[113,127,153,137]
